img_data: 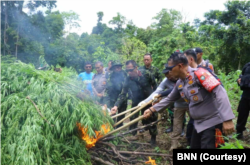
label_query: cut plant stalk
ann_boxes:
[111,106,139,119]
[113,100,153,127]
[99,115,144,140]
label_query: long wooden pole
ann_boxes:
[102,119,162,141]
[99,116,144,140]
[113,100,153,127]
[111,106,139,119]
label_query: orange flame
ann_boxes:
[145,157,157,165]
[77,123,110,149]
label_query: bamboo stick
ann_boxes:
[113,100,153,127]
[111,106,139,119]
[99,116,144,140]
[102,119,162,141]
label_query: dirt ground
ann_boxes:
[120,110,250,165]
[120,114,185,165]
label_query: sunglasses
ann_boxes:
[95,67,100,69]
[85,66,92,68]
[126,68,135,73]
[165,63,183,71]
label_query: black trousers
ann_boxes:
[191,123,222,149]
[186,118,194,145]
[236,97,250,132]
[130,104,158,136]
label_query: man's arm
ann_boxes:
[91,75,98,96]
[114,78,129,108]
[213,85,235,135]
[152,85,181,113]
[213,85,235,121]
[143,85,181,118]
[159,88,173,97]
[103,74,111,107]
[143,78,167,103]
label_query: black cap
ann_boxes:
[162,63,171,74]
[194,47,202,53]
[110,61,123,70]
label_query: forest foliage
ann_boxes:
[1,0,250,73]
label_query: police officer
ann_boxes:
[139,53,161,90]
[194,47,214,72]
[143,53,235,149]
[185,48,216,146]
[92,61,106,104]
[236,62,250,139]
[110,60,157,145]
[103,61,127,128]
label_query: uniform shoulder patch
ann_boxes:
[194,68,220,92]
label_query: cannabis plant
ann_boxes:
[1,59,113,165]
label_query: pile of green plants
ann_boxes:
[1,58,113,164]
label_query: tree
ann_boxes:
[121,37,147,66]
[201,0,250,71]
[151,9,182,39]
[61,10,80,35]
[92,11,108,35]
[109,12,126,33]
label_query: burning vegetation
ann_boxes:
[1,59,173,165]
[77,122,110,149]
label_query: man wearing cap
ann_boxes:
[143,53,235,149]
[139,53,161,90]
[194,47,214,72]
[103,61,128,128]
[110,60,157,145]
[92,61,107,104]
[138,53,188,150]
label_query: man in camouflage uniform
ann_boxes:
[111,60,158,146]
[103,62,128,128]
[92,62,107,104]
[139,53,161,90]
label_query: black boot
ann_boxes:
[236,131,243,140]
[150,135,156,146]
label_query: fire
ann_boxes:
[145,157,157,165]
[77,123,110,149]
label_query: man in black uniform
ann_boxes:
[103,62,127,128]
[236,62,250,139]
[111,60,158,145]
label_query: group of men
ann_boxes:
[78,48,250,150]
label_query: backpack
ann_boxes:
[197,60,224,87]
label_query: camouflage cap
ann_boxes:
[110,61,123,70]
